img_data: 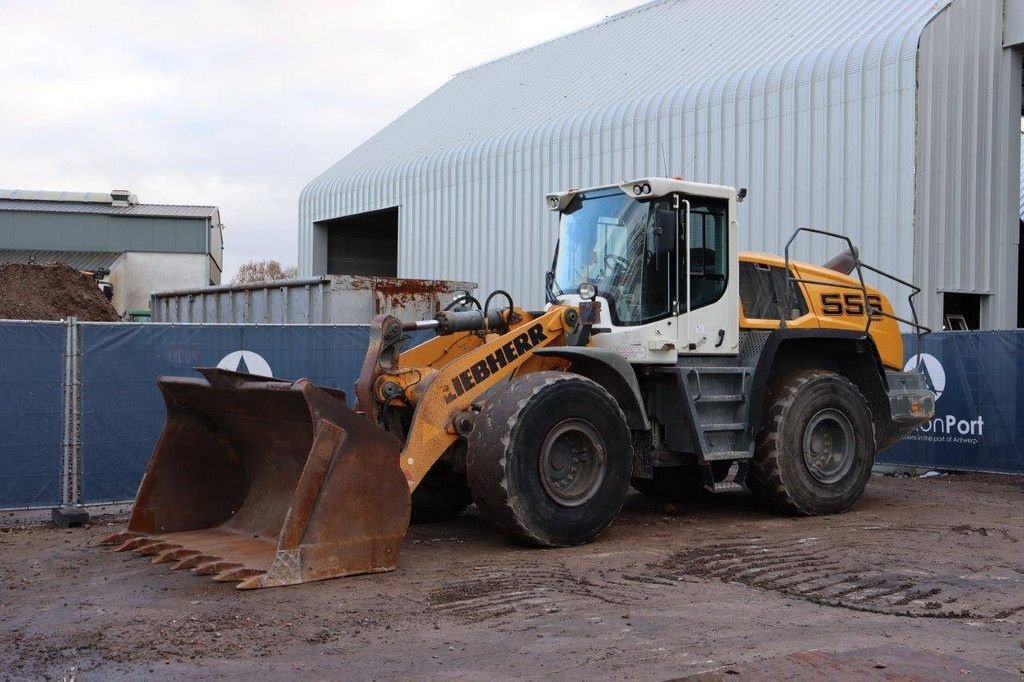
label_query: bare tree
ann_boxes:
[232,260,299,285]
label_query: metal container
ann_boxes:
[150,276,476,324]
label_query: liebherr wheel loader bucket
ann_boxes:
[102,368,411,590]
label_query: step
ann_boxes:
[705,481,744,494]
[701,450,753,462]
[701,422,747,432]
[695,393,746,403]
[688,366,749,374]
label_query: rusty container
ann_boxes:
[149,276,476,324]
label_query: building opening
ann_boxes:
[320,207,398,276]
[942,292,982,330]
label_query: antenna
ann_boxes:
[658,142,669,177]
[680,151,697,179]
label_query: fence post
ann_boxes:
[52,316,88,528]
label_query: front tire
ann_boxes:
[466,372,632,547]
[749,369,875,515]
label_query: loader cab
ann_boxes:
[547,178,740,362]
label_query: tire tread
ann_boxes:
[749,369,874,515]
[467,371,629,546]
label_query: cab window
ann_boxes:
[683,198,728,311]
[739,262,808,320]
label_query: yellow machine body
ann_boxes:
[738,252,904,370]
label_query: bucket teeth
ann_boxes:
[213,567,265,583]
[138,542,179,557]
[116,537,159,552]
[193,560,241,577]
[152,548,199,565]
[117,540,266,585]
[237,574,266,590]
[107,530,279,586]
[101,531,141,546]
[172,553,217,570]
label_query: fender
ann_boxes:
[747,328,891,439]
[532,347,650,430]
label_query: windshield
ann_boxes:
[552,188,676,326]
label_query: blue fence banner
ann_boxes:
[2,321,1020,511]
[78,323,379,504]
[879,331,1024,474]
[0,322,65,508]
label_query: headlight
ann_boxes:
[633,184,643,196]
[578,283,597,301]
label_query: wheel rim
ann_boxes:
[801,408,856,484]
[538,418,606,507]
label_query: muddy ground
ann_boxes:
[1,473,1022,680]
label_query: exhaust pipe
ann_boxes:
[822,248,859,275]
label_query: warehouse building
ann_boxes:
[0,189,224,315]
[300,0,1024,330]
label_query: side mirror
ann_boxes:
[649,210,677,256]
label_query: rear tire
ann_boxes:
[750,369,875,515]
[466,372,632,547]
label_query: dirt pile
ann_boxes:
[0,263,120,321]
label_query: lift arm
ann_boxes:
[355,306,580,489]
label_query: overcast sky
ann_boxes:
[0,0,638,280]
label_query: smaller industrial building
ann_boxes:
[0,189,224,315]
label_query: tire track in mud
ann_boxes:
[425,559,689,623]
[426,529,1024,623]
[427,566,596,623]
[648,535,1024,618]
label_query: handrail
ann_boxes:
[782,228,930,371]
[686,367,703,401]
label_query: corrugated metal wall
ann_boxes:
[300,0,1007,327]
[0,211,209,255]
[917,0,1022,329]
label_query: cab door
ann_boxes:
[675,193,739,355]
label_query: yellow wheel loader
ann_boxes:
[105,178,936,589]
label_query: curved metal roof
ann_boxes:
[301,0,947,218]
